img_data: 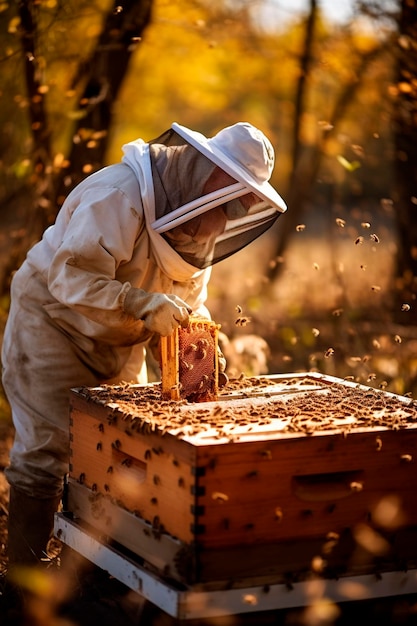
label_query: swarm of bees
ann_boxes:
[80,375,417,440]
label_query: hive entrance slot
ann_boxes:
[112,449,147,485]
[292,470,364,501]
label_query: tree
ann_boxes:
[391,0,417,322]
[0,0,152,291]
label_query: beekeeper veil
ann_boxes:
[147,122,287,270]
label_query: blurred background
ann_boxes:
[0,0,417,420]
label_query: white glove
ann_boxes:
[123,288,192,337]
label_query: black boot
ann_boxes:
[7,486,61,569]
[2,487,61,623]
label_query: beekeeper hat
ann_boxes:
[171,121,287,214]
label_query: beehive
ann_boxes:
[67,373,417,585]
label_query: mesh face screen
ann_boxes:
[178,326,217,401]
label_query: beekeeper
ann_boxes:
[2,121,287,570]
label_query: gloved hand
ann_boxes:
[123,288,192,337]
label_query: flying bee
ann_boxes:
[235,305,243,314]
[335,218,346,227]
[325,348,335,358]
[370,233,380,243]
[355,236,364,245]
[235,316,251,327]
[401,303,411,312]
[296,224,306,232]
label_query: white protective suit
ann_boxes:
[2,122,287,499]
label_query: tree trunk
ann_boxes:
[55,0,153,206]
[391,0,417,323]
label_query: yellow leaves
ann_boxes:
[336,155,361,172]
[7,15,20,34]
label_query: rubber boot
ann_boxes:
[7,486,61,568]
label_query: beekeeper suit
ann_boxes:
[2,121,286,570]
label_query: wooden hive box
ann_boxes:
[67,372,417,585]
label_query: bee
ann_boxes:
[121,457,132,467]
[78,472,86,484]
[144,449,152,460]
[371,285,381,292]
[401,303,411,312]
[235,305,243,314]
[212,491,229,502]
[112,439,121,450]
[296,224,306,232]
[274,507,283,522]
[312,328,320,337]
[325,348,335,358]
[394,334,402,344]
[361,222,371,229]
[242,594,258,606]
[260,449,272,460]
[153,475,161,485]
[313,262,320,270]
[350,481,363,492]
[326,533,340,547]
[151,497,158,505]
[400,454,412,463]
[107,465,113,474]
[370,233,380,243]
[332,308,343,316]
[235,316,251,327]
[335,218,346,228]
[96,442,102,451]
[376,437,382,451]
[355,236,364,245]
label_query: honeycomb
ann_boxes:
[160,317,220,402]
